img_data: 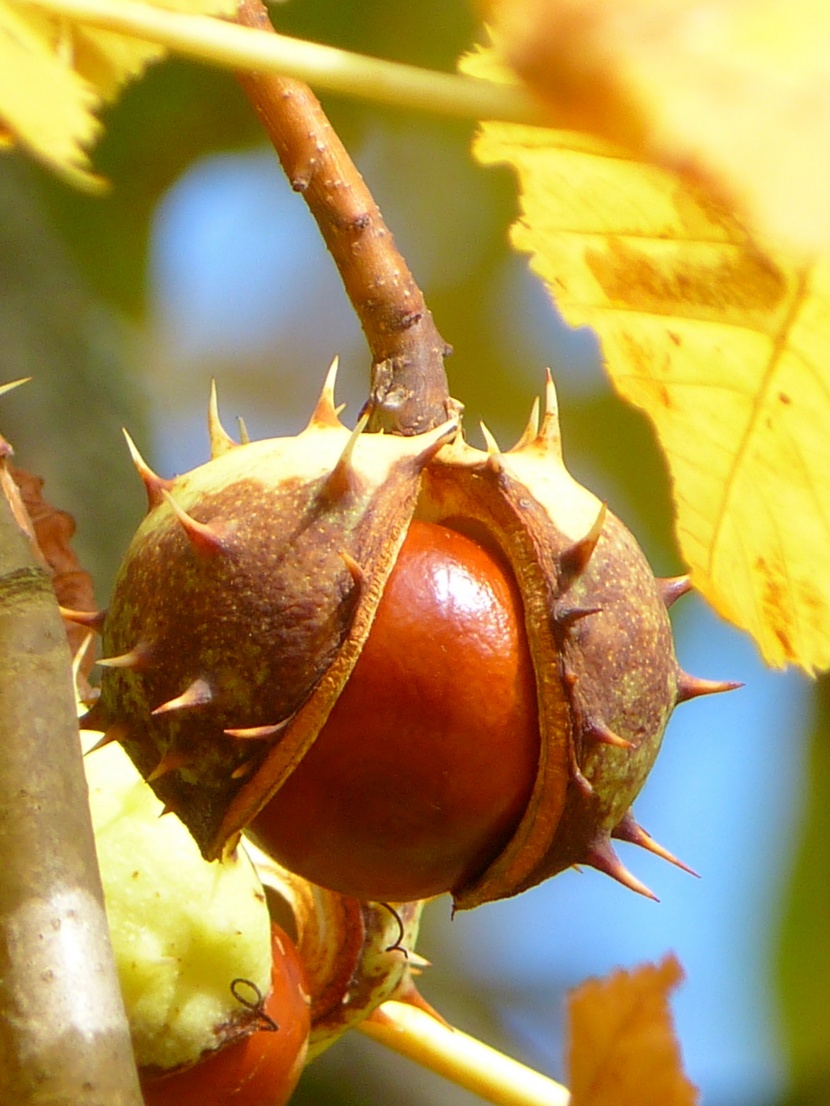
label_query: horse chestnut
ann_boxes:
[249,519,539,901]
[85,366,737,908]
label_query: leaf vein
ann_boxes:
[707,267,812,577]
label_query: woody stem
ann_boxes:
[234,0,455,435]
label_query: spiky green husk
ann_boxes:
[88,366,736,909]
[82,732,272,1072]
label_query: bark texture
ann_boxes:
[0,476,141,1105]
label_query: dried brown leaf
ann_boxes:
[568,955,698,1106]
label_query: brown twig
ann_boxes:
[234,0,455,436]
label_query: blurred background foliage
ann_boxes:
[0,1,825,1103]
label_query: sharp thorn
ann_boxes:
[340,550,366,590]
[159,802,178,818]
[163,490,227,557]
[0,377,32,398]
[230,759,257,780]
[402,950,432,971]
[543,369,559,420]
[83,723,127,756]
[208,380,238,457]
[509,397,540,453]
[84,730,117,755]
[535,369,563,457]
[585,719,635,750]
[224,719,290,740]
[612,812,700,878]
[79,697,108,732]
[567,725,594,795]
[410,417,460,468]
[147,747,193,782]
[676,671,743,704]
[152,677,212,716]
[480,422,504,474]
[559,503,607,589]
[97,642,153,670]
[324,412,369,500]
[585,837,659,901]
[59,606,107,633]
[658,574,692,608]
[237,416,251,445]
[556,604,602,628]
[574,767,594,796]
[123,429,174,510]
[307,357,344,429]
[388,978,450,1028]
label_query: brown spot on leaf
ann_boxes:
[671,182,743,241]
[585,238,787,326]
[756,554,795,661]
[657,384,672,408]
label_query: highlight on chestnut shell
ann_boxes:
[84,363,740,908]
[248,517,541,903]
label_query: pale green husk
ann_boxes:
[82,732,272,1071]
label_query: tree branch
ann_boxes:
[234,0,457,435]
[0,458,142,1105]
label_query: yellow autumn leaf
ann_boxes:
[462,46,830,673]
[0,0,237,186]
[0,2,101,185]
[484,0,830,255]
[567,956,698,1106]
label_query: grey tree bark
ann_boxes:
[0,477,142,1104]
